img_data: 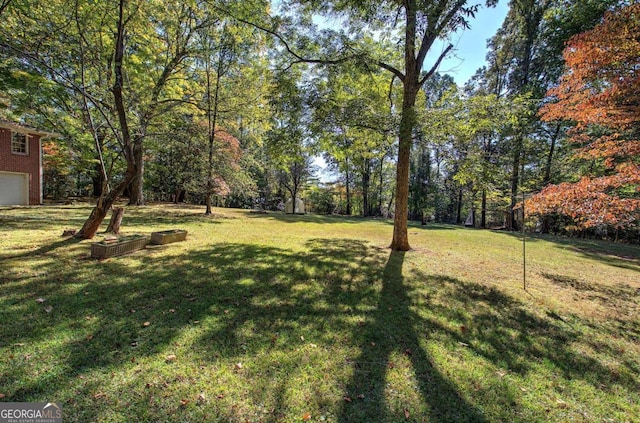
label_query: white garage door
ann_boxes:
[0,172,29,205]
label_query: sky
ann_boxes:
[426,1,510,86]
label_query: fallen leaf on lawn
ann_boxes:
[404,349,413,356]
[130,309,136,313]
[357,394,365,399]
[169,309,175,313]
[302,412,312,421]
[165,354,177,362]
[131,341,138,347]
[142,321,151,327]
[217,394,225,399]
[93,392,106,399]
[86,334,94,341]
[35,298,46,303]
[460,325,467,333]
[404,408,410,419]
[180,399,189,406]
[197,393,206,403]
[308,343,317,348]
[370,342,376,347]
[343,396,352,403]
[234,362,243,370]
[44,306,53,313]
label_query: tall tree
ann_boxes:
[530,3,640,229]
[266,71,312,213]
[76,0,139,238]
[247,0,497,249]
[312,64,395,216]
[123,1,220,205]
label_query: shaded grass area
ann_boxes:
[0,204,639,422]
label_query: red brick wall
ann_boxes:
[0,128,42,205]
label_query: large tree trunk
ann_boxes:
[345,157,352,215]
[378,155,384,216]
[509,137,522,231]
[543,123,561,185]
[92,161,105,197]
[389,1,420,251]
[128,141,145,205]
[456,188,463,224]
[391,85,417,251]
[481,189,487,228]
[362,158,371,217]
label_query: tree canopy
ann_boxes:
[529,3,640,230]
[0,0,637,241]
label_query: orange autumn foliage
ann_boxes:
[529,4,640,229]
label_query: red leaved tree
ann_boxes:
[528,3,640,230]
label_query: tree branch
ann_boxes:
[419,43,453,87]
[0,0,12,17]
[378,61,405,82]
[415,0,450,68]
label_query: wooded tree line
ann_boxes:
[0,0,637,245]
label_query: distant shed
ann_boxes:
[285,197,305,214]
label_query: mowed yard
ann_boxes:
[0,204,638,423]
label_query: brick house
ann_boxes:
[0,120,59,205]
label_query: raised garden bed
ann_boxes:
[90,235,149,259]
[150,229,187,245]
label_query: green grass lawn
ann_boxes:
[1,203,639,422]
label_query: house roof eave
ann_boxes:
[0,120,62,139]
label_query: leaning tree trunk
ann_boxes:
[106,207,124,234]
[75,0,135,239]
[76,168,135,239]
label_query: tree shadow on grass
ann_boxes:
[339,251,488,422]
[422,273,639,393]
[2,237,83,261]
[498,231,640,272]
[541,272,640,343]
[1,239,638,421]
[1,239,386,421]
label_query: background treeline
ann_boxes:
[0,0,637,241]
